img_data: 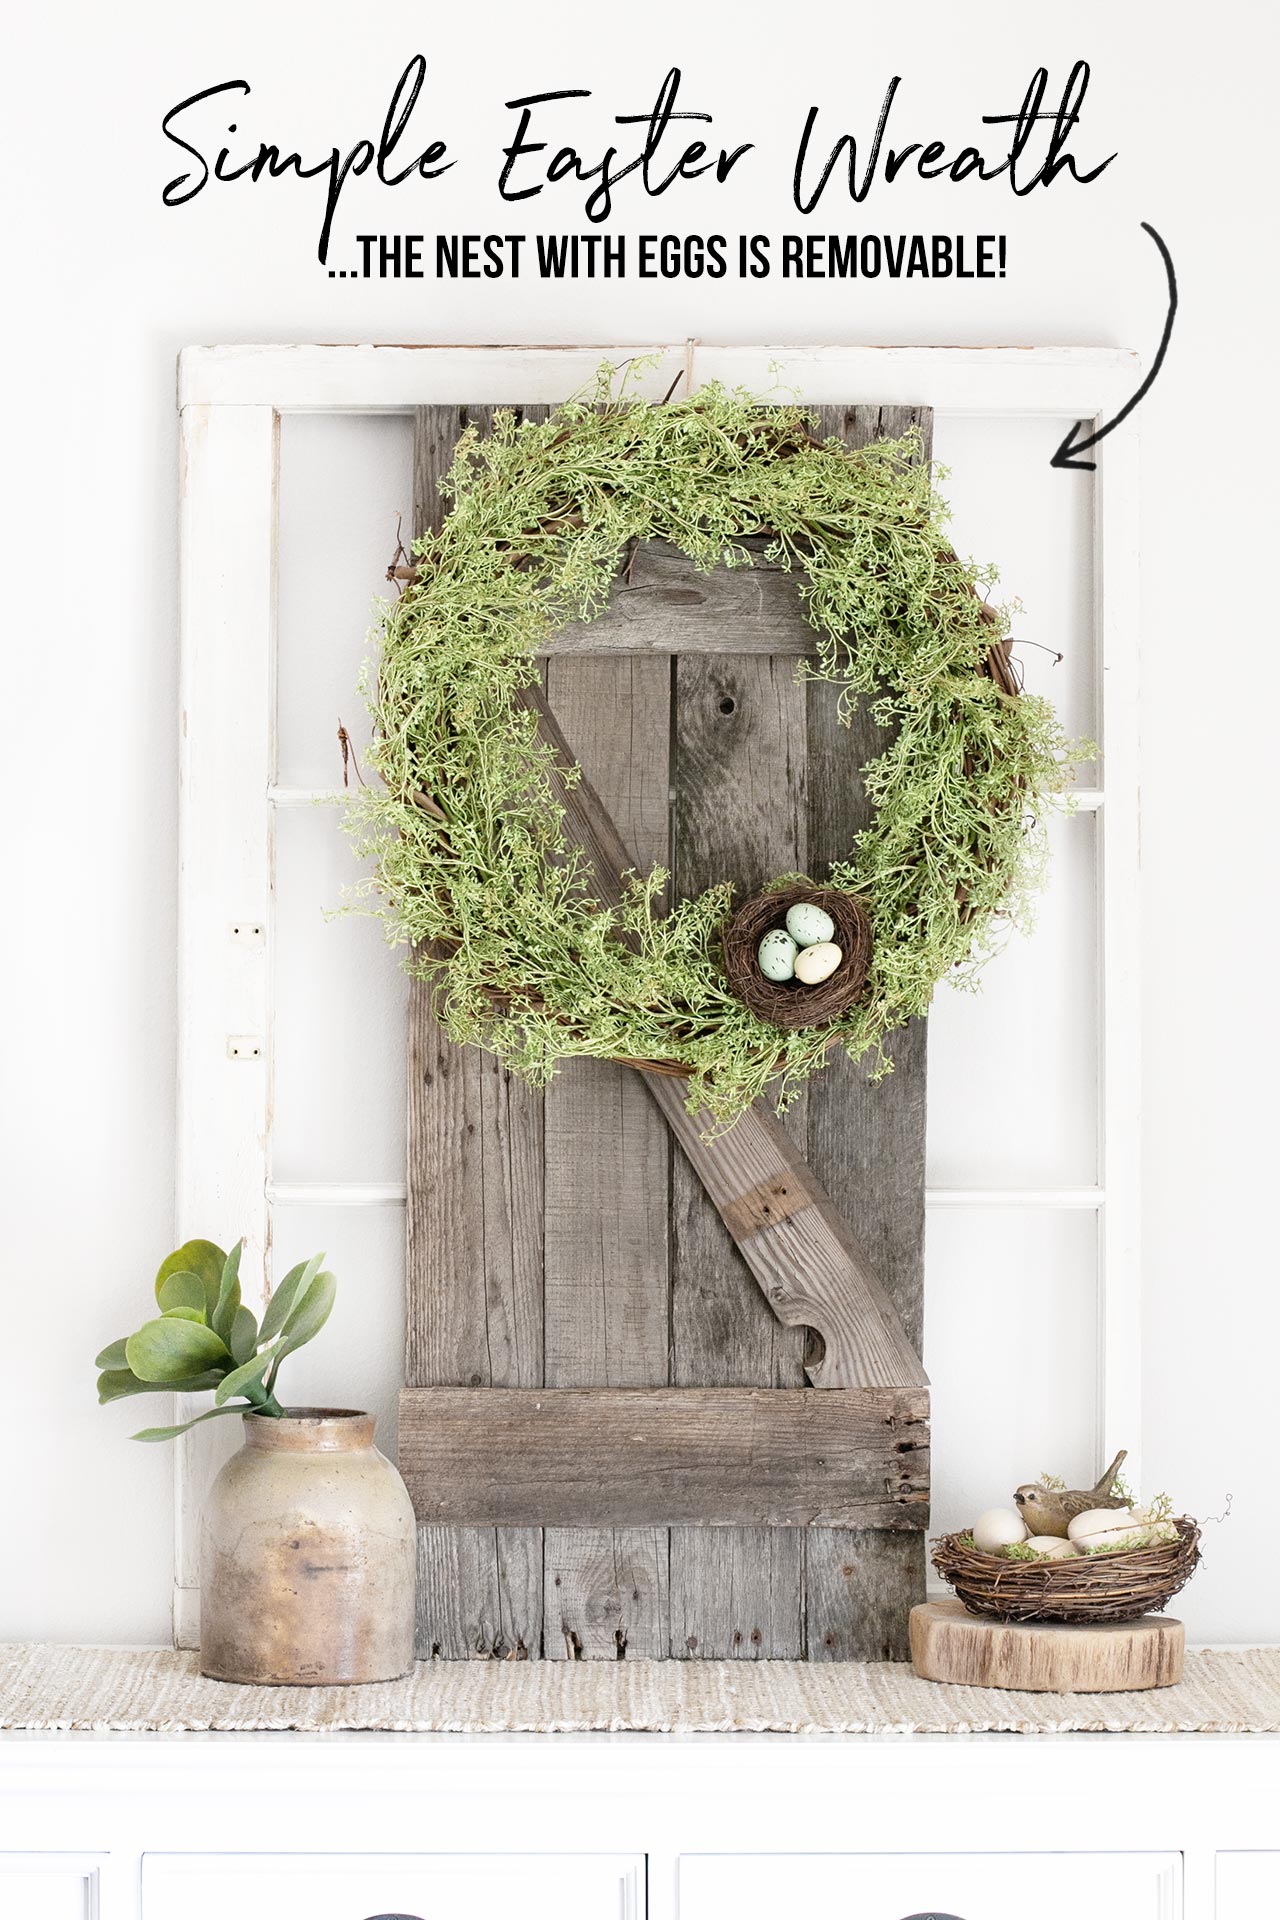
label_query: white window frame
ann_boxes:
[174,343,1140,1647]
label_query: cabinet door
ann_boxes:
[1217,1852,1280,1915]
[679,1852,1180,1920]
[0,1859,98,1919]
[143,1851,642,1920]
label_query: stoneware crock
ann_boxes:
[200,1408,417,1685]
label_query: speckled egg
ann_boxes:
[785,901,835,948]
[757,928,798,982]
[793,941,842,985]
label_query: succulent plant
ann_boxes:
[95,1237,336,1441]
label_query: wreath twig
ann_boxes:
[346,374,1083,1124]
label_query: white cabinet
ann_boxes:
[0,1858,99,1919]
[1217,1852,1280,1915]
[679,1852,1182,1920]
[142,1852,643,1920]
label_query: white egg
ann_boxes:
[972,1507,1028,1554]
[1020,1535,1079,1559]
[1067,1506,1136,1542]
[1072,1519,1176,1554]
[757,928,798,982]
[785,901,836,947]
[794,941,843,985]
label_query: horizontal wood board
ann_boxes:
[399,1387,930,1529]
[405,401,931,1658]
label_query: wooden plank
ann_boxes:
[542,653,673,1660]
[669,654,809,1657]
[644,1076,926,1392]
[541,538,813,654]
[543,1531,671,1661]
[178,342,1138,414]
[407,404,549,1658]
[404,397,932,1661]
[804,404,932,1660]
[174,401,278,1648]
[520,677,921,1392]
[399,1387,930,1528]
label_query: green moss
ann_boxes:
[347,372,1086,1124]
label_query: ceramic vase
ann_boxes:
[200,1408,416,1685]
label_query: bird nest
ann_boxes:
[931,1519,1201,1625]
[722,884,873,1032]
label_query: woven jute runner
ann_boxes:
[4,1643,1280,1734]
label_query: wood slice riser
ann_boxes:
[909,1600,1186,1693]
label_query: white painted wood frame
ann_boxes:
[174,342,1141,1647]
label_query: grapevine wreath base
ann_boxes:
[349,373,1079,1126]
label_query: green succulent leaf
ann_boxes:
[98,1366,225,1404]
[155,1239,226,1321]
[259,1252,324,1344]
[267,1270,337,1382]
[98,1367,161,1403]
[229,1304,259,1366]
[94,1338,131,1371]
[162,1306,208,1325]
[132,1404,249,1443]
[214,1347,279,1406]
[126,1317,230,1384]
[157,1270,207,1319]
[212,1240,244,1344]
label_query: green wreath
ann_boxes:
[349,374,1077,1124]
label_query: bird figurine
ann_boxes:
[1014,1450,1130,1537]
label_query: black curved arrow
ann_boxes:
[1051,222,1177,471]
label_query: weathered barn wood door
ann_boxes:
[402,402,931,1660]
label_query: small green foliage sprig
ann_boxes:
[349,370,1085,1124]
[94,1238,336,1441]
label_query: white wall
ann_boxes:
[5,0,1277,1646]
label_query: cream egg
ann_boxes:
[1067,1507,1137,1542]
[972,1507,1028,1554]
[794,941,842,985]
[785,901,836,948]
[1020,1535,1079,1559]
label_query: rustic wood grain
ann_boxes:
[399,1387,930,1528]
[541,538,812,654]
[644,1075,926,1392]
[404,398,934,1659]
[803,404,933,1660]
[668,653,809,1657]
[522,672,922,1397]
[407,404,550,1658]
[542,652,673,1659]
[909,1599,1185,1693]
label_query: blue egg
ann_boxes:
[785,901,836,947]
[757,928,798,982]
